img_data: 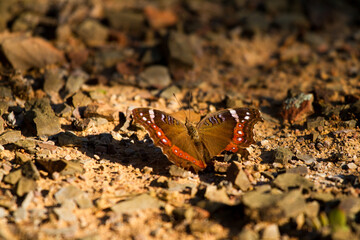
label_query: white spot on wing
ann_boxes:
[139,112,143,116]
[162,138,167,143]
[149,109,155,123]
[229,109,239,122]
[142,117,147,121]
[244,116,250,120]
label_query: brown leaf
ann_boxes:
[0,33,65,71]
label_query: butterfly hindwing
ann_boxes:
[197,108,262,159]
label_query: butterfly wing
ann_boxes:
[197,108,262,159]
[132,108,206,171]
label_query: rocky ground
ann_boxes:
[0,0,360,239]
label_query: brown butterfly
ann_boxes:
[132,107,262,171]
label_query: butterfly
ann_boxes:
[132,107,262,171]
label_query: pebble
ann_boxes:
[54,185,83,204]
[262,224,280,240]
[21,160,40,180]
[346,162,357,170]
[13,207,27,222]
[273,173,314,191]
[204,185,231,204]
[296,153,316,165]
[75,195,94,209]
[280,92,314,124]
[169,165,192,178]
[273,147,293,165]
[57,131,83,147]
[63,69,89,98]
[54,207,77,222]
[111,194,163,215]
[16,177,37,197]
[286,165,308,175]
[159,85,181,99]
[24,98,61,136]
[77,19,109,46]
[3,169,22,185]
[138,65,172,89]
[43,68,67,94]
[226,161,251,191]
[0,130,21,145]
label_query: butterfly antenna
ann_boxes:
[188,92,192,122]
[173,93,187,122]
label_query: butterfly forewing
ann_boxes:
[197,108,262,159]
[132,108,206,170]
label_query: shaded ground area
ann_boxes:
[0,0,360,239]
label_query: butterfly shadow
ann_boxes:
[75,132,175,177]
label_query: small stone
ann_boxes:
[237,228,259,240]
[106,9,145,34]
[57,132,83,147]
[226,161,251,191]
[138,65,172,89]
[169,165,191,178]
[0,100,9,115]
[63,69,89,98]
[36,158,84,176]
[111,194,163,214]
[0,130,21,145]
[54,185,83,204]
[13,207,27,222]
[0,207,7,218]
[21,191,34,209]
[204,185,231,204]
[16,177,36,197]
[280,92,314,124]
[286,165,308,175]
[346,162,357,170]
[167,181,197,193]
[70,91,92,108]
[262,224,280,240]
[13,139,37,152]
[338,197,360,217]
[273,147,293,165]
[24,98,61,137]
[3,169,22,185]
[159,85,181,99]
[213,161,230,173]
[172,207,195,222]
[43,68,67,94]
[0,116,4,134]
[296,153,315,165]
[307,117,325,130]
[142,166,153,174]
[311,192,335,202]
[75,195,94,209]
[144,5,177,29]
[273,173,314,191]
[54,103,73,118]
[304,201,320,218]
[77,19,108,46]
[54,207,77,222]
[14,152,31,165]
[21,161,40,180]
[83,104,118,121]
[167,31,194,67]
